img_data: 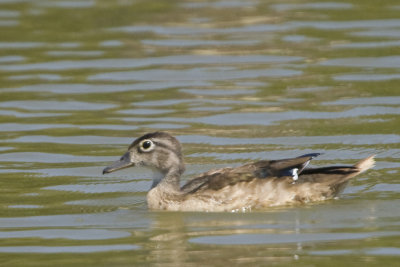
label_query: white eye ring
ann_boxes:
[140,139,154,152]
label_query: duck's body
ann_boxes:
[103,132,375,212]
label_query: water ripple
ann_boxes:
[6,81,211,94]
[190,231,398,245]
[186,107,400,125]
[142,39,260,47]
[0,101,116,111]
[0,152,114,163]
[0,229,130,240]
[324,97,400,105]
[0,55,303,71]
[88,68,302,81]
[320,56,400,68]
[334,74,400,81]
[0,244,138,253]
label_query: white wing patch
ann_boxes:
[291,168,299,181]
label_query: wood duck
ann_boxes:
[103,132,375,212]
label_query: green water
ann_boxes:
[0,0,399,266]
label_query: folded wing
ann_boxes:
[181,153,321,194]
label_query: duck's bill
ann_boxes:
[102,152,134,174]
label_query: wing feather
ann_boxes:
[181,154,319,194]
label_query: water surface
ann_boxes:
[0,0,399,266]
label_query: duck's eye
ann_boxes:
[140,140,153,151]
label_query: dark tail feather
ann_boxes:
[298,155,375,196]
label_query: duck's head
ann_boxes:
[102,132,185,177]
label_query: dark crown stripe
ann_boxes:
[128,132,181,156]
[128,132,167,150]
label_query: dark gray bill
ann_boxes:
[103,152,134,174]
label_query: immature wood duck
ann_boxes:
[103,132,375,212]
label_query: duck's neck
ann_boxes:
[152,167,182,192]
